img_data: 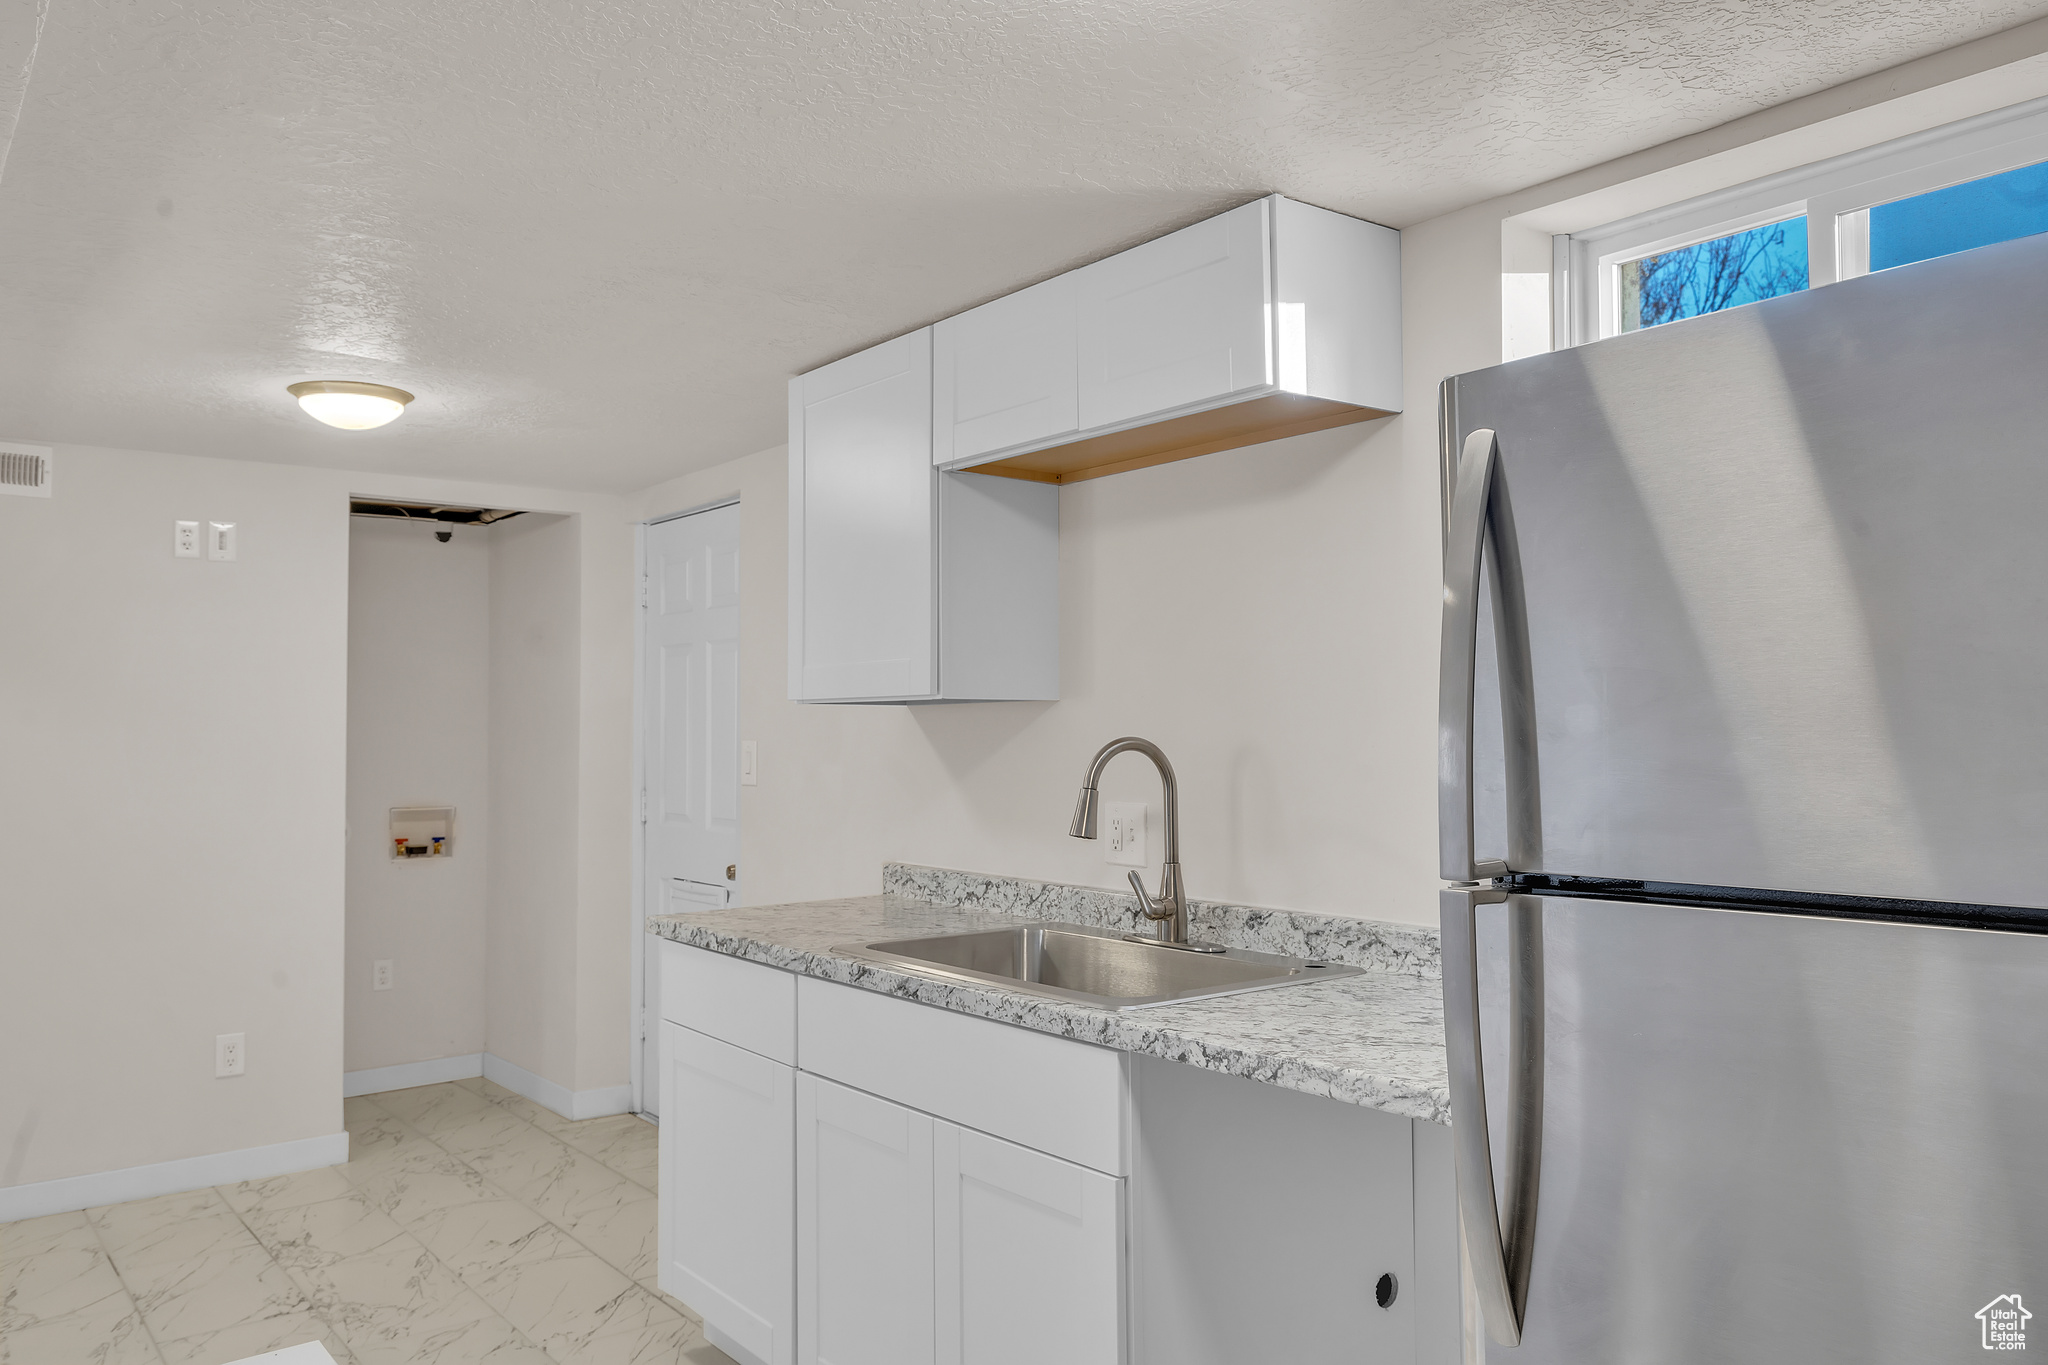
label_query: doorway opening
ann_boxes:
[634,500,742,1117]
[343,500,585,1106]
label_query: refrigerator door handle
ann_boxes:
[1442,884,1543,1347]
[1443,427,1504,879]
[1439,423,1541,882]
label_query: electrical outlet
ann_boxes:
[215,1032,245,1077]
[373,959,394,991]
[1103,801,1148,867]
[207,521,236,561]
[740,739,757,786]
[174,520,200,557]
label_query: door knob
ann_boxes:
[725,864,736,881]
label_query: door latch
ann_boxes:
[725,864,736,881]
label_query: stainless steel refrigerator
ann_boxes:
[1438,230,2048,1363]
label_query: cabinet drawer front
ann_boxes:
[797,975,1127,1175]
[659,940,797,1064]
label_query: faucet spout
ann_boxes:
[1068,737,1216,950]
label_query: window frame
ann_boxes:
[1561,93,2048,344]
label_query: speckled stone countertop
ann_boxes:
[648,865,1450,1125]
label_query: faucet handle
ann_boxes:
[1127,870,1170,921]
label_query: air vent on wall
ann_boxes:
[0,443,52,497]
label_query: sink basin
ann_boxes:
[834,922,1363,1011]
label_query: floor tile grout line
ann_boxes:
[344,1089,618,1362]
[334,1092,563,1363]
[207,1173,354,1363]
[482,1094,659,1195]
[371,1085,679,1323]
[409,1096,651,1283]
[79,1196,171,1365]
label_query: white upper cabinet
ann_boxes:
[933,273,1079,468]
[787,195,1396,704]
[1073,199,1272,433]
[937,194,1401,485]
[789,330,936,703]
[789,328,1059,705]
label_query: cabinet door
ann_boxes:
[934,1121,1124,1365]
[660,1021,795,1365]
[797,1075,936,1365]
[788,329,935,701]
[1074,199,1271,432]
[932,274,1078,468]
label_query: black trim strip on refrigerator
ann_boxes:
[1502,874,2048,934]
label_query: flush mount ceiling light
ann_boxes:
[286,380,415,430]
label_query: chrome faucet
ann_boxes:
[1068,737,1221,953]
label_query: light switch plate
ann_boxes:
[1104,801,1147,867]
[174,520,200,557]
[208,521,236,561]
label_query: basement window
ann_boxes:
[1557,94,2048,345]
[1614,215,1809,333]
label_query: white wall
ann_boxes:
[635,395,1453,926]
[0,445,349,1189]
[0,450,631,1201]
[484,513,585,1088]
[344,517,492,1072]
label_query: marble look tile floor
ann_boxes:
[0,1079,734,1365]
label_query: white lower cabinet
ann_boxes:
[934,1121,1124,1365]
[798,1074,936,1365]
[660,1020,795,1365]
[797,1073,1125,1365]
[659,943,1453,1365]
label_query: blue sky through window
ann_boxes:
[1619,217,1809,332]
[1869,159,2048,271]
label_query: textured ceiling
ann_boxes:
[0,0,2042,493]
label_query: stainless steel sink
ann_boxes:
[834,922,1363,1011]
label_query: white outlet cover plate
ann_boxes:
[1103,801,1147,867]
[174,520,200,557]
[208,521,236,560]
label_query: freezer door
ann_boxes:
[1447,232,2048,907]
[1453,891,2048,1364]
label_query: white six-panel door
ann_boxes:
[641,504,741,1114]
[934,1121,1124,1365]
[660,1021,795,1365]
[797,1074,938,1365]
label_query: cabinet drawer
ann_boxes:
[797,975,1127,1175]
[659,940,797,1065]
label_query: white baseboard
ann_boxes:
[0,1131,349,1222]
[483,1053,634,1122]
[345,1052,626,1122]
[342,1053,485,1098]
